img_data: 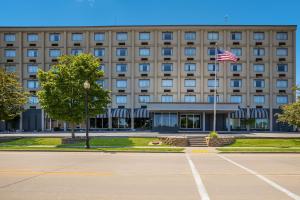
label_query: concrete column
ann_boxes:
[19,113,23,131]
[202,112,206,131]
[130,31,135,130]
[49,118,52,131]
[19,31,23,132]
[41,109,45,131]
[177,30,181,102]
[200,30,204,102]
[227,112,231,131]
[223,30,227,103]
[246,30,250,106]
[63,122,67,131]
[108,107,112,129]
[108,31,112,129]
[154,31,158,101]
[269,30,273,131]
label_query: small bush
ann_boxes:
[209,131,219,139]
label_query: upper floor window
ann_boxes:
[139,48,150,56]
[27,34,38,42]
[116,95,127,104]
[184,95,196,102]
[116,64,127,72]
[184,63,196,72]
[276,95,288,104]
[254,95,265,104]
[98,64,105,71]
[253,64,265,72]
[230,79,242,88]
[27,80,39,89]
[116,32,128,41]
[49,33,60,42]
[116,80,127,88]
[139,32,150,40]
[94,48,105,57]
[161,48,173,56]
[139,63,150,72]
[184,79,196,87]
[208,32,219,40]
[276,32,288,40]
[161,79,173,87]
[28,64,38,74]
[72,33,83,41]
[162,32,173,40]
[231,32,242,40]
[94,33,105,41]
[253,32,265,40]
[207,63,219,72]
[184,47,196,56]
[49,49,61,57]
[184,32,196,40]
[5,65,16,73]
[276,80,288,88]
[4,33,16,42]
[208,95,219,103]
[277,64,288,72]
[253,79,265,88]
[139,95,150,103]
[96,80,104,87]
[71,49,83,55]
[116,48,127,56]
[276,48,288,56]
[139,79,150,88]
[28,96,39,104]
[208,79,219,87]
[161,95,173,102]
[230,95,242,103]
[230,63,242,72]
[231,48,242,56]
[161,63,173,72]
[4,49,16,57]
[253,48,265,56]
[27,49,38,57]
[207,48,216,56]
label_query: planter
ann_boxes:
[206,136,235,147]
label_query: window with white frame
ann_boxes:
[139,95,150,103]
[94,48,105,57]
[116,32,128,41]
[161,63,173,72]
[207,48,216,56]
[27,49,38,57]
[208,95,219,103]
[253,32,265,40]
[184,47,196,56]
[161,48,173,56]
[94,33,105,41]
[49,49,61,57]
[276,32,288,40]
[276,80,288,88]
[139,63,150,72]
[162,79,173,87]
[162,32,173,40]
[253,79,265,88]
[71,49,83,55]
[27,64,38,74]
[49,33,60,42]
[98,64,105,71]
[116,48,127,56]
[161,95,173,102]
[116,95,127,104]
[207,63,219,72]
[230,79,242,88]
[4,33,16,42]
[253,64,265,72]
[72,33,83,41]
[184,79,196,87]
[208,79,219,87]
[28,96,39,104]
[230,63,242,72]
[276,48,288,56]
[139,32,150,40]
[276,95,288,104]
[230,95,242,103]
[139,79,150,88]
[116,80,127,88]
[4,49,16,57]
[231,48,242,56]
[253,48,265,56]
[5,65,16,73]
[184,63,196,72]
[277,64,288,72]
[231,32,242,40]
[27,80,39,89]
[208,32,219,40]
[116,64,127,72]
[184,32,196,40]
[139,48,150,56]
[27,33,38,42]
[254,95,265,104]
[184,95,196,102]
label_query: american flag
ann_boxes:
[217,49,238,62]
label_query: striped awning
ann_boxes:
[96,110,108,118]
[111,109,130,118]
[134,108,150,118]
[230,108,246,119]
[250,108,269,119]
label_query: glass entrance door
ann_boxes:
[180,114,201,129]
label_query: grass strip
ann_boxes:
[217,147,300,153]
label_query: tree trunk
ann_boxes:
[71,123,75,138]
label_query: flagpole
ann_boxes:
[213,43,218,132]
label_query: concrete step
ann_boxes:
[187,137,208,147]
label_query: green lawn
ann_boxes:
[227,139,300,148]
[0,138,62,146]
[217,147,300,153]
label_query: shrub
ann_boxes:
[209,131,219,139]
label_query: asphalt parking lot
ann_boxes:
[0,152,299,200]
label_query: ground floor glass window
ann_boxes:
[112,118,130,129]
[153,113,178,128]
[180,114,201,129]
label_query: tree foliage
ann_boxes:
[0,68,28,121]
[37,54,110,136]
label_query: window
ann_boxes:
[116,80,127,88]
[139,32,150,40]
[98,64,105,71]
[139,79,150,88]
[116,95,127,104]
[276,95,288,104]
[208,79,219,87]
[72,33,83,41]
[116,64,127,72]
[139,48,150,56]
[207,63,219,72]
[230,79,242,88]
[5,50,16,57]
[71,49,83,55]
[116,48,127,56]
[253,79,265,88]
[139,95,150,103]
[161,95,173,102]
[231,48,242,56]
[184,79,196,87]
[5,66,16,73]
[185,32,196,40]
[230,95,242,103]
[27,80,39,89]
[94,48,105,57]
[184,95,196,102]
[184,47,196,56]
[28,96,39,104]
[277,64,288,72]
[253,32,265,40]
[49,49,61,57]
[253,48,265,56]
[96,80,104,87]
[254,95,265,104]
[184,63,196,72]
[4,33,16,42]
[276,32,288,40]
[27,34,38,42]
[27,49,38,57]
[161,63,173,72]
[208,32,219,40]
[276,80,288,88]
[253,64,265,72]
[49,33,60,42]
[162,79,173,87]
[231,32,242,40]
[162,48,173,56]
[208,95,219,103]
[94,33,105,41]
[162,32,173,40]
[116,32,128,41]
[28,64,38,74]
[207,48,216,56]
[139,63,150,72]
[230,63,242,72]
[276,48,288,56]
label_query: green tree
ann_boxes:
[37,54,110,138]
[0,68,28,123]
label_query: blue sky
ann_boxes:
[0,0,299,84]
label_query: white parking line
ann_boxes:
[185,154,210,200]
[218,154,300,200]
